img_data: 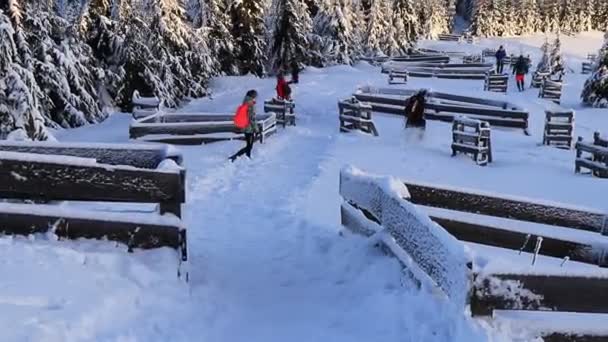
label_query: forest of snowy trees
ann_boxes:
[469,0,608,37]
[0,0,454,139]
[582,32,608,107]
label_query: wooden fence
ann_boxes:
[539,79,563,104]
[338,99,378,136]
[129,112,277,145]
[354,87,529,134]
[264,98,296,127]
[543,110,574,148]
[0,142,188,277]
[576,132,608,178]
[451,116,492,166]
[132,90,160,118]
[484,73,508,92]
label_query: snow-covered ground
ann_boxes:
[2,33,607,341]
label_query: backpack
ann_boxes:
[234,103,250,129]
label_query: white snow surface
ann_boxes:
[2,32,608,341]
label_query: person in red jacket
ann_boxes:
[276,72,292,100]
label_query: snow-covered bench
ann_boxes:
[338,98,378,136]
[358,56,389,66]
[354,87,530,134]
[388,70,408,84]
[129,112,277,145]
[575,132,608,178]
[131,90,160,118]
[539,79,563,104]
[543,110,575,149]
[462,54,483,64]
[264,98,295,127]
[582,61,593,74]
[0,142,188,277]
[531,70,550,88]
[484,72,508,92]
[451,116,492,166]
[437,33,463,42]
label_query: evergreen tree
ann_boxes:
[269,0,312,71]
[364,0,390,55]
[581,31,608,107]
[0,8,48,140]
[517,0,540,35]
[390,0,419,52]
[230,0,267,75]
[428,0,449,37]
[537,36,551,71]
[202,0,238,74]
[560,0,576,33]
[544,0,561,33]
[549,33,563,71]
[313,0,356,64]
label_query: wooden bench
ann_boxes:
[531,70,550,88]
[264,98,296,127]
[451,116,492,166]
[463,54,483,64]
[484,73,508,93]
[132,90,160,118]
[582,61,593,74]
[576,132,608,178]
[482,48,496,57]
[129,112,277,145]
[338,99,378,136]
[388,70,408,85]
[0,143,188,277]
[354,87,530,134]
[438,33,462,42]
[539,79,563,104]
[543,110,574,148]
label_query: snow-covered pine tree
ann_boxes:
[364,0,390,55]
[428,0,449,37]
[349,0,365,60]
[544,0,561,33]
[592,0,608,31]
[269,0,312,72]
[498,0,517,36]
[581,31,608,107]
[517,0,540,35]
[575,0,593,33]
[389,0,419,52]
[560,0,576,33]
[0,7,48,140]
[537,35,551,71]
[198,0,237,74]
[230,0,268,75]
[312,0,356,65]
[471,0,498,36]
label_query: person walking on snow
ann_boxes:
[229,90,259,162]
[512,55,529,92]
[495,46,507,74]
[275,72,292,101]
[404,90,427,130]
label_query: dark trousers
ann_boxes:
[496,60,504,74]
[230,133,254,161]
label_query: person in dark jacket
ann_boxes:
[404,90,427,129]
[512,55,529,91]
[290,61,299,84]
[495,46,507,74]
[229,90,258,162]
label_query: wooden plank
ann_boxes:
[0,141,179,168]
[402,181,607,234]
[430,216,607,266]
[0,206,183,252]
[471,273,608,316]
[0,154,185,205]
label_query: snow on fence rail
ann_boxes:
[132,90,161,118]
[451,116,492,166]
[576,132,608,178]
[339,166,470,308]
[129,112,277,145]
[354,86,530,134]
[0,143,188,277]
[402,180,608,235]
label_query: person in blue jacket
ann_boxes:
[495,46,507,74]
